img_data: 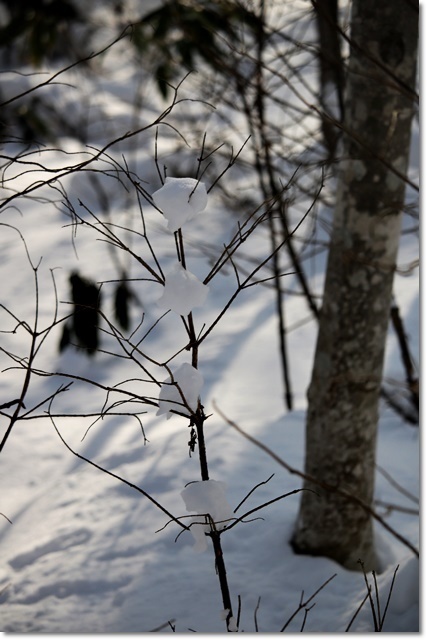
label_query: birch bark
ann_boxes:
[291,0,418,570]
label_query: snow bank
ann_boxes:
[157,263,209,316]
[342,554,419,632]
[157,363,203,419]
[181,480,235,552]
[152,177,208,232]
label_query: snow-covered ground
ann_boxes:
[0,9,419,634]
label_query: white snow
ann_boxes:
[181,479,234,552]
[157,262,209,316]
[152,177,208,232]
[157,363,203,419]
[228,616,239,632]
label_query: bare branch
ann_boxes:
[280,574,337,631]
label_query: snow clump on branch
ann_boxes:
[152,177,208,232]
[181,480,235,552]
[157,363,203,420]
[157,263,209,316]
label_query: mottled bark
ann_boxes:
[291,0,418,570]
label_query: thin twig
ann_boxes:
[358,560,378,631]
[281,574,337,631]
[376,464,419,504]
[236,595,242,631]
[233,474,275,513]
[0,513,12,524]
[254,596,261,632]
[373,570,381,628]
[379,565,399,630]
[224,488,310,533]
[149,618,176,632]
[300,604,315,631]
[345,592,370,632]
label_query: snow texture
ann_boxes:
[181,480,235,552]
[152,177,208,232]
[157,263,209,316]
[157,363,203,419]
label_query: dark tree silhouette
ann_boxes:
[60,272,102,355]
[114,275,134,332]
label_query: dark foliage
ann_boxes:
[0,0,84,66]
[0,0,90,142]
[132,0,261,98]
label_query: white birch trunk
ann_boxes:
[291,0,418,570]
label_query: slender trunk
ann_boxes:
[291,0,418,570]
[313,0,345,160]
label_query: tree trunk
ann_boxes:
[291,0,418,570]
[313,0,345,160]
